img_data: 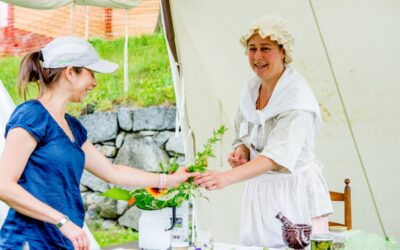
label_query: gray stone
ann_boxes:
[170,156,186,166]
[166,134,185,155]
[117,200,129,215]
[118,107,133,131]
[102,141,115,146]
[95,144,117,158]
[84,192,100,207]
[109,183,136,192]
[102,219,118,230]
[80,184,88,192]
[96,196,119,219]
[114,135,170,172]
[80,170,109,193]
[138,130,158,136]
[118,206,142,230]
[86,204,98,220]
[79,112,118,143]
[132,107,176,131]
[154,131,174,147]
[81,192,88,208]
[115,132,126,148]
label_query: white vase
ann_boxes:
[192,195,212,248]
[171,201,189,246]
[139,208,172,250]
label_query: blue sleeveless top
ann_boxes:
[0,100,87,249]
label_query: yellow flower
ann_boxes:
[146,187,168,198]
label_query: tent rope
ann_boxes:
[308,0,387,237]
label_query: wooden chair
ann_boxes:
[329,178,352,230]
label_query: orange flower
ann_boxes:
[146,187,168,198]
[128,197,136,206]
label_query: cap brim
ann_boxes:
[85,60,119,73]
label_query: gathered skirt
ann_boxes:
[239,162,333,248]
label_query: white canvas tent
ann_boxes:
[159,0,400,244]
[1,0,399,245]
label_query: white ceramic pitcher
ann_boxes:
[139,208,172,250]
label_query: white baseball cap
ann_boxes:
[41,36,119,73]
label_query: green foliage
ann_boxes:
[89,224,138,248]
[0,31,174,116]
[188,125,227,173]
[0,56,23,103]
[160,155,179,174]
[101,125,227,210]
[101,188,131,201]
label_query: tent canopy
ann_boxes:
[164,0,400,243]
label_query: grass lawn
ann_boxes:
[89,224,138,248]
[0,31,174,116]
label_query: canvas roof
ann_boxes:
[164,0,400,243]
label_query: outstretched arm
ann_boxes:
[195,110,316,191]
[82,141,196,189]
[194,155,280,190]
[0,128,89,250]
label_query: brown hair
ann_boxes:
[18,51,83,100]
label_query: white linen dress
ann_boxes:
[234,65,333,248]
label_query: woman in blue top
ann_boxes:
[0,36,196,250]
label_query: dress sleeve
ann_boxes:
[232,107,246,149]
[260,110,315,173]
[5,102,48,143]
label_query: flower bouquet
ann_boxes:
[100,125,227,210]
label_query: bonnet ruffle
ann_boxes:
[239,15,295,64]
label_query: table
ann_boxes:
[102,241,138,250]
[101,241,285,250]
[101,230,399,250]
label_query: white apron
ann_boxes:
[236,65,333,248]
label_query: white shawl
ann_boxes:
[239,65,321,149]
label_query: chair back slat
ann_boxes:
[329,178,352,230]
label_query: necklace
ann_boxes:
[256,96,261,110]
[256,90,270,110]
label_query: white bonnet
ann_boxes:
[240,15,295,64]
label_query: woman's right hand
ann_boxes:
[59,221,90,250]
[194,170,230,191]
[228,145,249,167]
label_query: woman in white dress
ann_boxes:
[194,15,333,248]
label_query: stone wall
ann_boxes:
[78,106,185,230]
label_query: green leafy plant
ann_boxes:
[101,125,227,210]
